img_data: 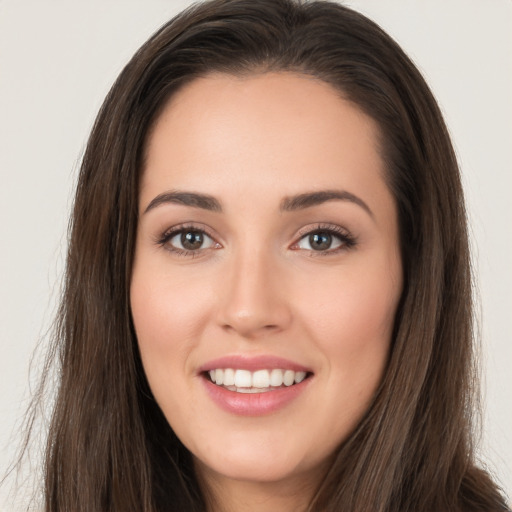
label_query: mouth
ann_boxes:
[199,355,314,414]
[204,368,312,394]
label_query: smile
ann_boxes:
[207,368,308,393]
[200,357,313,415]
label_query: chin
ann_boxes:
[189,429,331,486]
[195,452,305,484]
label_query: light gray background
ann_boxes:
[1,0,511,509]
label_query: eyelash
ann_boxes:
[155,223,357,257]
[156,223,219,258]
[292,223,357,256]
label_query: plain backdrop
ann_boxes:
[1,0,511,509]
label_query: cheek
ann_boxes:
[303,268,398,342]
[130,272,216,440]
[129,266,213,399]
[297,258,401,396]
[131,269,209,349]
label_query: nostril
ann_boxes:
[221,317,282,337]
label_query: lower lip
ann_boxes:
[201,376,312,416]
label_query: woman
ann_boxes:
[16,0,510,510]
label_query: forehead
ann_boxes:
[141,72,389,214]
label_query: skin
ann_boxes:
[131,72,403,512]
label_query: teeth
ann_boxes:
[234,369,252,388]
[270,369,283,386]
[207,368,308,389]
[283,370,295,386]
[294,371,306,384]
[223,368,235,386]
[227,386,271,393]
[252,369,269,388]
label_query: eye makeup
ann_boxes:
[154,221,357,258]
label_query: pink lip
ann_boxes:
[198,355,313,416]
[198,355,311,373]
[201,376,312,416]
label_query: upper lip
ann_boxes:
[198,355,312,373]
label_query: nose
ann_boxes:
[217,248,292,339]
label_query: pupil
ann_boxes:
[309,232,332,251]
[181,231,203,250]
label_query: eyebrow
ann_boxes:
[280,190,374,218]
[143,188,373,218]
[143,190,222,214]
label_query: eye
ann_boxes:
[158,226,220,255]
[170,230,215,251]
[297,231,342,251]
[293,226,356,253]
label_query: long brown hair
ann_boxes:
[24,0,509,510]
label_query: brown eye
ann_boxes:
[294,228,352,253]
[181,231,204,250]
[167,229,216,252]
[308,232,333,251]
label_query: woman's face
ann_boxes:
[131,72,402,490]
